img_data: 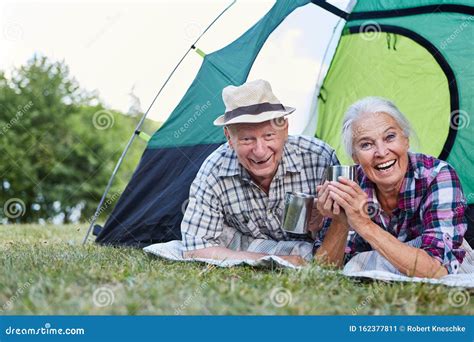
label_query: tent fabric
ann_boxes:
[96,143,222,246]
[96,0,314,246]
[96,0,474,248]
[147,0,313,149]
[349,0,474,13]
[338,5,474,199]
[316,32,451,165]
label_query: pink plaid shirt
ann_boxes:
[318,152,467,274]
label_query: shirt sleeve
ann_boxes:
[420,164,467,274]
[181,171,224,251]
[330,149,340,167]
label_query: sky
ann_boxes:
[1,0,350,133]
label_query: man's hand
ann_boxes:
[279,255,306,266]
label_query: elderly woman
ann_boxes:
[314,97,468,278]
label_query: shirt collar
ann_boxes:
[218,139,303,179]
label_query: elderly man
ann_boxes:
[181,79,338,266]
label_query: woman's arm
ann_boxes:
[314,181,351,267]
[328,178,448,278]
[353,221,447,278]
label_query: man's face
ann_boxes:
[224,119,288,185]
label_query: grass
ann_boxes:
[1,224,473,315]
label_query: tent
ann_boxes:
[91,0,474,247]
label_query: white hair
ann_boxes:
[341,97,413,156]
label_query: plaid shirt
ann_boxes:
[181,135,339,254]
[323,152,467,274]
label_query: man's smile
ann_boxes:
[250,155,272,165]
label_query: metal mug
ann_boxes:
[325,165,357,183]
[280,192,315,235]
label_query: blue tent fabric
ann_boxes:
[96,143,222,246]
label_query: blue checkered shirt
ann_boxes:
[181,135,339,258]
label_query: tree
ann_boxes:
[0,56,155,223]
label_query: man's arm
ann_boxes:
[314,218,349,267]
[183,246,306,266]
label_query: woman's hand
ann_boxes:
[316,181,348,225]
[326,177,372,231]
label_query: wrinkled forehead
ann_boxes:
[352,112,402,139]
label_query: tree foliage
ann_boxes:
[0,56,159,223]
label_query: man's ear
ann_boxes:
[224,126,234,149]
[283,118,289,138]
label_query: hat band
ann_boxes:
[224,102,285,123]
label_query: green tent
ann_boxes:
[92,0,474,247]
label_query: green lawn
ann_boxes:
[1,224,472,315]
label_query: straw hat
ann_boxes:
[213,79,295,126]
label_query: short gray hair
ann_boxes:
[341,97,413,156]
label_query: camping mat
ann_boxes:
[144,240,474,288]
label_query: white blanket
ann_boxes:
[144,240,474,288]
[144,240,300,269]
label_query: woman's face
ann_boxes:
[351,112,409,191]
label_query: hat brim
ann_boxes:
[213,106,295,126]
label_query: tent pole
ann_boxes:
[82,0,237,245]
